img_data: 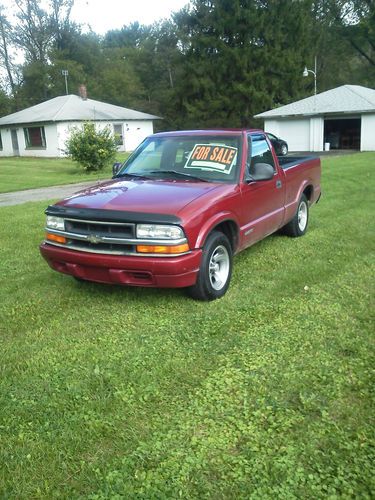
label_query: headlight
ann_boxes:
[136,224,184,240]
[46,216,65,231]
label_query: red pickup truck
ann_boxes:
[40,129,321,300]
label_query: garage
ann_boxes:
[324,117,361,150]
[255,85,375,152]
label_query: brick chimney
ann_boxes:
[78,84,87,100]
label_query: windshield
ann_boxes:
[117,135,242,183]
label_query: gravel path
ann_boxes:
[0,180,105,207]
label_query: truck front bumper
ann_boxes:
[40,243,202,288]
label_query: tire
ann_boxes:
[188,231,233,301]
[281,143,288,156]
[283,194,309,237]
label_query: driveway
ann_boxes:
[0,149,354,208]
[0,180,105,207]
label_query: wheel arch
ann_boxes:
[303,184,314,202]
[195,214,239,252]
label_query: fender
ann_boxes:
[291,179,314,208]
[297,179,312,204]
[194,211,240,249]
[283,179,312,226]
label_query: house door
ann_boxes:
[113,124,124,150]
[11,129,20,156]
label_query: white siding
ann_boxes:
[0,119,155,157]
[264,119,281,137]
[0,124,59,157]
[28,124,59,157]
[0,129,14,156]
[265,118,310,151]
[361,113,375,151]
[310,117,324,151]
[57,120,154,156]
[123,120,154,151]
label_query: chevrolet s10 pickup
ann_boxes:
[40,129,321,300]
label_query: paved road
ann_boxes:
[0,180,106,207]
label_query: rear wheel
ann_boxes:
[283,194,309,237]
[188,231,232,301]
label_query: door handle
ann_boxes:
[276,180,282,189]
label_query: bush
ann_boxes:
[65,122,118,172]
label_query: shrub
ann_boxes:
[65,122,118,172]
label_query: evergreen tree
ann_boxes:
[174,0,315,127]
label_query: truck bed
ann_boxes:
[277,155,318,170]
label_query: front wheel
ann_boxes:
[188,231,233,301]
[283,194,309,237]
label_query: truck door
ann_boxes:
[240,133,285,247]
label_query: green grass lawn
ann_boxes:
[0,153,374,498]
[0,153,129,193]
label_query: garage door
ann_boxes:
[278,119,310,151]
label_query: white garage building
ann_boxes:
[255,85,375,152]
[0,94,160,157]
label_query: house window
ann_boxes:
[24,126,46,148]
[0,131,3,150]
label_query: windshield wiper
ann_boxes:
[115,172,150,179]
[148,170,208,182]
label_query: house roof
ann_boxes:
[0,94,161,126]
[254,85,375,119]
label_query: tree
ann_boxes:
[65,123,118,172]
[0,5,17,96]
[8,0,79,104]
[172,0,315,128]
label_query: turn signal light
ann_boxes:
[136,243,189,254]
[46,232,67,244]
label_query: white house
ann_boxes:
[254,85,375,152]
[0,94,161,157]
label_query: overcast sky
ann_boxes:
[71,0,190,33]
[1,0,190,34]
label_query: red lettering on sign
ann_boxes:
[197,146,210,160]
[203,146,211,160]
[215,148,224,163]
[225,149,236,165]
[210,147,219,161]
[191,146,201,159]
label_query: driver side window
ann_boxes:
[248,134,276,174]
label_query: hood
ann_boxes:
[56,178,221,216]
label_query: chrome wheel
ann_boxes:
[208,244,230,291]
[188,231,233,301]
[298,201,308,232]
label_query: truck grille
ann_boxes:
[64,218,136,255]
[65,219,134,239]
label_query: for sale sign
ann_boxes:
[184,144,238,175]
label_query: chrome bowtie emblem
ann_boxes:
[87,234,102,244]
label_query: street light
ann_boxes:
[303,56,317,95]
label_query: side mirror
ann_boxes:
[249,162,274,182]
[112,162,122,177]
